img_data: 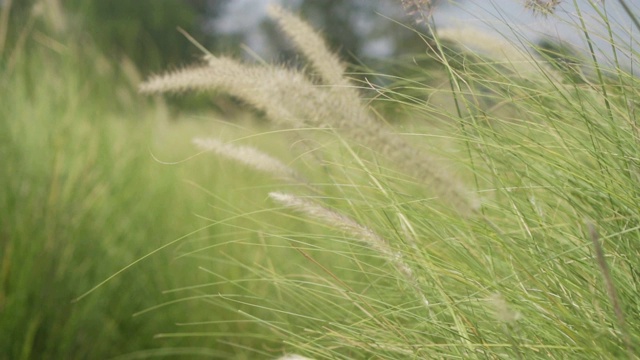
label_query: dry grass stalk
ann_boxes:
[588,222,635,357]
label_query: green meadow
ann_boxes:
[1,1,638,359]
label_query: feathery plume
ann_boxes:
[488,293,522,323]
[269,192,398,261]
[401,0,434,24]
[269,192,428,307]
[141,56,306,126]
[438,27,529,70]
[268,5,346,86]
[525,0,562,16]
[193,138,302,182]
[140,8,477,215]
[276,355,315,360]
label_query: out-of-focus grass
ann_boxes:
[0,14,252,359]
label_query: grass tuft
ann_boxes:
[135,2,640,358]
[6,0,639,359]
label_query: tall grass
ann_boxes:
[3,0,638,359]
[137,2,639,359]
[0,6,245,359]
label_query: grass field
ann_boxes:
[1,1,639,359]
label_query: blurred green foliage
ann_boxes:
[3,0,214,72]
[64,0,212,72]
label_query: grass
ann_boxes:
[2,1,639,359]
[0,10,242,359]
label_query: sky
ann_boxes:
[213,0,638,66]
[439,1,636,54]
